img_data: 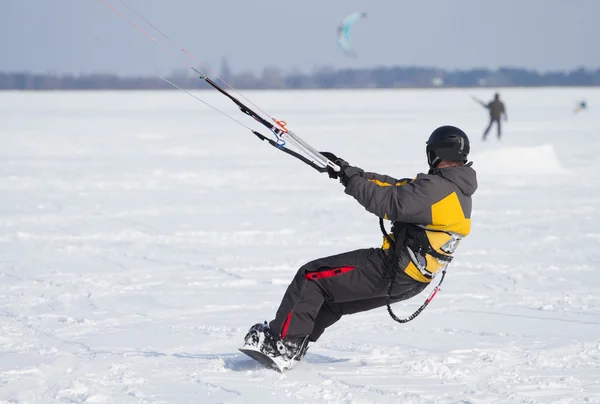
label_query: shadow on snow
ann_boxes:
[115,350,350,371]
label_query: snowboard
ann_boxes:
[239,345,286,373]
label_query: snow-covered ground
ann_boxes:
[1,88,599,403]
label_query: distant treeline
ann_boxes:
[2,65,600,90]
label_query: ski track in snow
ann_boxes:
[1,88,600,403]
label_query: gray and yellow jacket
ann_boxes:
[344,165,477,283]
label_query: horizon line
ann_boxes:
[2,64,599,77]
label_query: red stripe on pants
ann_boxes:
[305,266,356,280]
[280,312,292,338]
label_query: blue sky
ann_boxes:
[2,0,599,76]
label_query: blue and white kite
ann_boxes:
[337,12,367,57]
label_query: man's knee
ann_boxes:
[296,259,320,280]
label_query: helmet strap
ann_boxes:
[429,156,440,168]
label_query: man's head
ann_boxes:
[494,93,500,100]
[426,126,470,168]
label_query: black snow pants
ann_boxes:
[483,117,501,140]
[269,248,427,342]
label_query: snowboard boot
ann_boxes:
[278,335,310,369]
[243,322,281,357]
[243,322,310,370]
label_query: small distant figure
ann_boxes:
[574,100,587,113]
[472,93,507,141]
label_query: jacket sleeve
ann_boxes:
[362,172,400,186]
[344,173,433,222]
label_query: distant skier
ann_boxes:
[242,126,477,371]
[474,93,507,141]
[574,100,587,113]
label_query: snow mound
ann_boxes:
[472,144,566,176]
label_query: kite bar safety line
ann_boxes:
[199,75,336,172]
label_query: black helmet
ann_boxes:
[426,126,470,168]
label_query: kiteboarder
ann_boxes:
[473,93,507,141]
[574,100,587,113]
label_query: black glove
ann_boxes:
[319,151,363,186]
[320,151,341,179]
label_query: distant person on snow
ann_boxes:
[574,100,587,113]
[479,93,507,141]
[243,126,478,371]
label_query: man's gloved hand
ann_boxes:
[320,151,341,179]
[319,151,364,186]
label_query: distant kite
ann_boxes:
[337,12,367,57]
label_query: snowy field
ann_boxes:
[1,88,599,403]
